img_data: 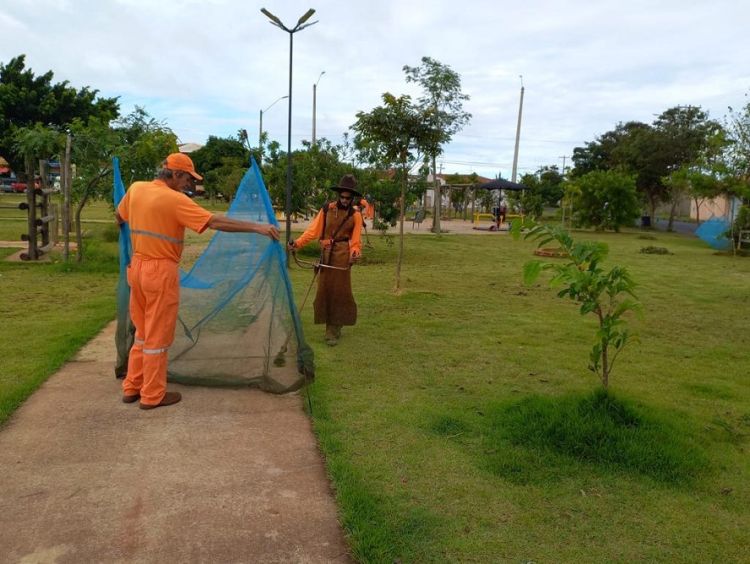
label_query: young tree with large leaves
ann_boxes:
[403,57,471,233]
[516,222,640,389]
[351,93,433,291]
[0,54,119,176]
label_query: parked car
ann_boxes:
[10,178,41,193]
[0,179,14,193]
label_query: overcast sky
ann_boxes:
[3,0,749,179]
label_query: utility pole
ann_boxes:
[312,71,325,146]
[511,75,524,183]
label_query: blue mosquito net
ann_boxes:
[114,157,314,393]
[695,216,731,250]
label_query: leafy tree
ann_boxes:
[114,107,177,185]
[514,222,640,389]
[654,106,724,226]
[722,92,750,209]
[568,170,640,231]
[403,57,471,233]
[571,107,722,222]
[536,165,565,206]
[721,93,750,245]
[190,135,249,200]
[352,93,433,291]
[10,107,175,262]
[572,121,664,219]
[68,108,177,261]
[0,54,119,176]
[258,137,356,217]
[12,124,65,258]
[512,173,545,219]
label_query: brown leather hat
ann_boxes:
[330,174,362,198]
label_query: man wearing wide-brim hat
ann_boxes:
[288,174,363,346]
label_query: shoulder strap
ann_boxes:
[320,204,329,240]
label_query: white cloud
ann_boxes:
[2,0,749,178]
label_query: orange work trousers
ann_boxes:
[122,256,180,406]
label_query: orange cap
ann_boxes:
[165,153,203,181]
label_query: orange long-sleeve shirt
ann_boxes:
[293,203,362,257]
[117,179,213,262]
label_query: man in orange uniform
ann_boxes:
[288,174,362,346]
[116,153,279,409]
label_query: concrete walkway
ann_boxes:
[0,323,351,563]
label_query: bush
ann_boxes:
[727,204,750,246]
[568,170,641,232]
[640,246,672,255]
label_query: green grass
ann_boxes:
[1,216,748,561]
[0,240,120,424]
[480,389,706,485]
[292,225,750,562]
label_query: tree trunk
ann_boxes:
[394,162,406,292]
[63,135,72,260]
[693,197,702,225]
[667,199,678,232]
[76,169,111,263]
[649,196,657,226]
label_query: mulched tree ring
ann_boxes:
[533,247,569,258]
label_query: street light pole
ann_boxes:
[312,71,325,146]
[260,7,318,257]
[258,95,288,165]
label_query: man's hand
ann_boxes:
[287,239,296,250]
[263,225,280,241]
[349,252,361,265]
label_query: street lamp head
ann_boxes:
[315,70,326,86]
[262,94,289,114]
[261,8,287,30]
[297,8,316,25]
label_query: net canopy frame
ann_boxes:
[114,156,314,393]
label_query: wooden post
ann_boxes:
[51,203,59,244]
[24,157,37,260]
[39,160,50,248]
